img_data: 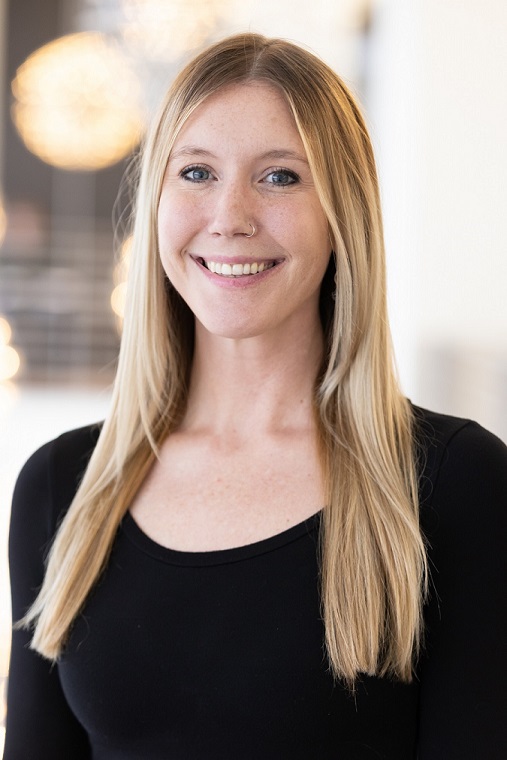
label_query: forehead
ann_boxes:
[171,82,306,156]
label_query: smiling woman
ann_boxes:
[5,32,507,760]
[157,82,331,340]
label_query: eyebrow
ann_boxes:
[169,146,216,161]
[168,145,309,164]
[260,149,309,164]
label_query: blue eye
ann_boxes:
[265,169,299,186]
[181,165,212,182]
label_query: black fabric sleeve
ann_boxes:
[417,421,507,758]
[4,438,91,759]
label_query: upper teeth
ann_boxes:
[205,261,272,276]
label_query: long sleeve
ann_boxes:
[4,439,91,760]
[417,420,507,758]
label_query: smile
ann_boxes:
[198,259,277,277]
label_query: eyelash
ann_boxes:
[265,168,300,186]
[180,164,213,182]
[179,164,300,187]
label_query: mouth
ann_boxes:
[196,258,278,277]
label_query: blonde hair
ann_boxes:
[21,33,427,684]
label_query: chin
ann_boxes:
[196,314,272,342]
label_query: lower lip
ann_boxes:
[193,259,283,288]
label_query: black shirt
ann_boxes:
[5,407,507,758]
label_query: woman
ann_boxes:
[5,33,507,759]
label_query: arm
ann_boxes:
[4,441,90,759]
[417,422,507,758]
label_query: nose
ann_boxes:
[207,180,255,238]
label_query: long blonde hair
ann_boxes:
[21,33,427,684]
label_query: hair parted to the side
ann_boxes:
[20,33,427,684]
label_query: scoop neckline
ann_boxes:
[121,510,322,567]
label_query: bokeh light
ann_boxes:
[0,345,20,382]
[111,235,133,323]
[0,318,11,346]
[111,282,128,319]
[114,235,133,286]
[0,317,20,381]
[11,32,144,171]
[121,0,229,61]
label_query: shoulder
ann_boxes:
[412,404,507,503]
[411,404,507,557]
[412,410,507,753]
[9,424,101,619]
[11,424,102,544]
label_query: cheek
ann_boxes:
[157,216,185,287]
[295,208,331,270]
[157,190,200,257]
[310,205,332,262]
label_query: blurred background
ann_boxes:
[0,0,506,747]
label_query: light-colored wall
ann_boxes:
[368,0,507,440]
[226,0,363,80]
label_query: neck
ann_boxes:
[181,317,324,437]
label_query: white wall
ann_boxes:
[417,0,507,348]
[226,0,363,81]
[368,0,507,440]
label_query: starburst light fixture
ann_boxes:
[120,0,229,61]
[11,32,144,171]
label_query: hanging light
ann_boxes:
[111,235,133,322]
[0,345,20,382]
[111,281,128,319]
[11,32,144,171]
[0,316,21,381]
[121,0,229,62]
[0,317,12,345]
